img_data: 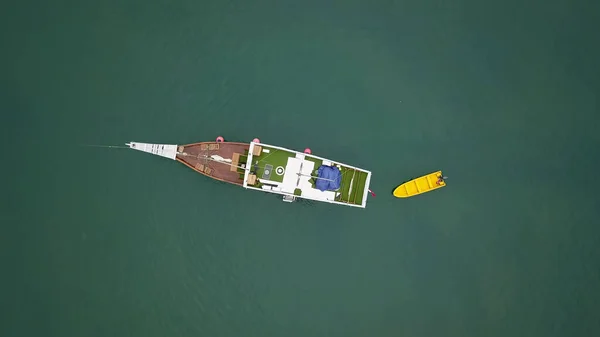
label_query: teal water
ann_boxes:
[2,0,599,336]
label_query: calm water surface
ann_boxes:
[2,0,599,336]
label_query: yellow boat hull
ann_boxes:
[393,171,446,198]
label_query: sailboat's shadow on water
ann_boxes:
[267,193,317,208]
[296,197,317,207]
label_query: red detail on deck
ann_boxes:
[216,136,224,142]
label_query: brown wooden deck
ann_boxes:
[175,141,250,186]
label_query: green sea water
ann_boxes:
[2,0,599,336]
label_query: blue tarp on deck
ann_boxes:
[315,165,342,191]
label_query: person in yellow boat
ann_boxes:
[436,175,448,185]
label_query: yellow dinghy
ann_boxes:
[393,171,447,198]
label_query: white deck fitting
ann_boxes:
[301,186,337,200]
[281,157,301,193]
[243,142,256,188]
[300,159,315,177]
[258,178,281,186]
[126,142,178,160]
[361,172,372,206]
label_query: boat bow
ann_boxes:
[125,142,179,160]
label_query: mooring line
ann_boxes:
[79,144,129,149]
